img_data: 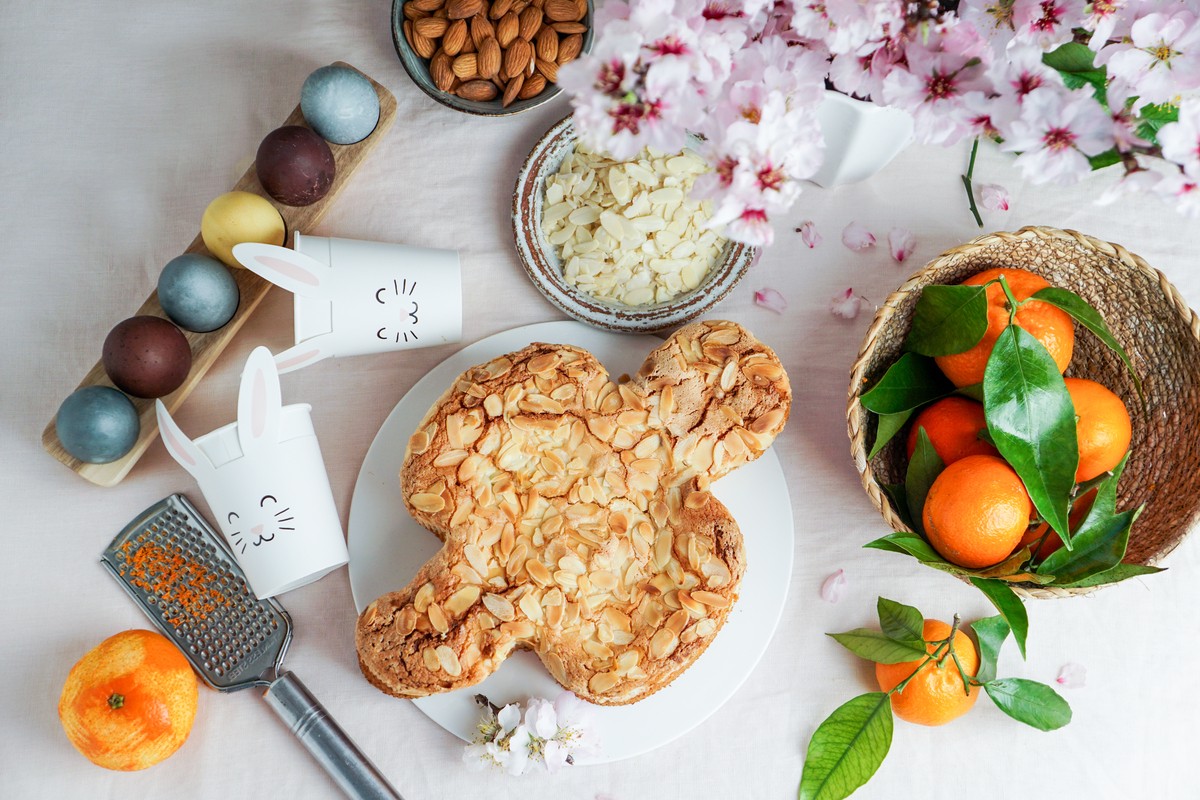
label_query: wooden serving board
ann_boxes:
[43,62,397,487]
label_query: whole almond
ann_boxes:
[412,30,437,58]
[461,33,476,53]
[414,16,449,38]
[430,50,455,92]
[403,20,414,48]
[511,0,531,12]
[518,72,546,99]
[457,79,499,101]
[535,26,557,61]
[452,52,479,79]
[470,14,495,48]
[535,56,558,83]
[443,19,468,55]
[557,32,582,64]
[411,0,445,10]
[502,73,525,107]
[497,12,519,47]
[518,6,543,40]
[550,21,587,34]
[489,0,514,19]
[504,37,533,78]
[544,0,579,22]
[573,0,587,20]
[403,4,429,21]
[446,0,483,19]
[478,37,502,78]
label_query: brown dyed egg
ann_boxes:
[102,316,193,398]
[256,126,336,206]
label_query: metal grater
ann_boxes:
[102,494,403,800]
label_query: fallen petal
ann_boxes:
[979,183,1010,211]
[841,221,876,251]
[829,288,867,320]
[888,227,916,263]
[1055,662,1087,689]
[797,220,822,249]
[820,569,847,603]
[754,287,788,314]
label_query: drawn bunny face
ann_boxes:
[233,237,461,374]
[155,346,348,598]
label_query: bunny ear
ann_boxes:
[155,400,209,477]
[232,242,332,298]
[273,339,332,374]
[237,346,282,456]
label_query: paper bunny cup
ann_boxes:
[233,234,462,374]
[155,346,349,598]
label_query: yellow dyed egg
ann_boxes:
[200,191,285,268]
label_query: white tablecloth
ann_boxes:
[2,2,1198,798]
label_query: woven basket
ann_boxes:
[847,226,1200,599]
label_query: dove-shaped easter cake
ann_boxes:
[356,320,790,705]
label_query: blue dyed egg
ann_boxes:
[56,386,139,464]
[158,253,240,332]
[301,66,380,145]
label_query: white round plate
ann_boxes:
[348,320,794,764]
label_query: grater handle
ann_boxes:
[264,672,403,800]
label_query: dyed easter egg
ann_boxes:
[256,126,336,206]
[301,66,380,145]
[56,386,139,463]
[201,191,286,268]
[159,254,240,332]
[103,316,193,398]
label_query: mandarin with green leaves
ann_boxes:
[875,619,979,726]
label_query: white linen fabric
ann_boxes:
[1,2,1197,798]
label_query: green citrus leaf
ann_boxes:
[969,577,1029,659]
[1136,102,1179,145]
[864,532,941,562]
[955,382,985,401]
[1030,287,1143,401]
[827,629,929,664]
[877,597,925,649]
[879,484,913,529]
[1087,149,1122,170]
[984,678,1072,731]
[906,284,990,356]
[860,353,955,415]
[1055,562,1164,588]
[1039,455,1141,583]
[969,615,1011,685]
[868,409,913,459]
[1042,42,1107,101]
[905,428,944,537]
[983,324,1078,542]
[798,693,894,800]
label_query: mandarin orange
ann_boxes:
[875,619,979,726]
[905,396,998,465]
[1065,377,1132,482]
[922,454,1032,568]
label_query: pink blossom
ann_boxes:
[1056,663,1087,689]
[979,183,1011,211]
[1155,172,1200,218]
[1012,0,1084,49]
[754,287,788,314]
[829,288,870,319]
[1083,0,1129,50]
[1099,11,1200,108]
[820,569,847,603]
[1159,99,1200,179]
[797,220,821,248]
[1000,87,1115,185]
[841,221,876,251]
[887,227,915,263]
[881,46,992,146]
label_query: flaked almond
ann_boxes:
[588,670,619,693]
[535,57,558,83]
[427,602,449,634]
[551,21,587,33]
[518,73,546,99]
[446,0,483,19]
[489,0,514,19]
[692,590,731,609]
[413,581,436,613]
[445,585,481,615]
[452,52,479,79]
[502,71,524,106]
[435,645,462,677]
[469,14,494,48]
[411,492,446,513]
[535,26,558,62]
[456,79,498,101]
[478,37,502,79]
[504,37,532,79]
[422,646,440,671]
[544,0,580,22]
[414,15,449,37]
[497,11,519,47]
[557,32,582,64]
[430,50,455,92]
[443,19,468,54]
[518,6,543,40]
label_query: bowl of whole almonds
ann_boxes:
[513,115,757,333]
[392,0,591,115]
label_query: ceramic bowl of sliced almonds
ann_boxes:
[513,115,758,333]
[392,0,592,115]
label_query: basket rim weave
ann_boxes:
[846,225,1200,599]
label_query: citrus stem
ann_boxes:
[946,615,974,696]
[888,655,934,696]
[997,276,1020,325]
[107,693,125,710]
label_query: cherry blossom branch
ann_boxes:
[961,138,983,228]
